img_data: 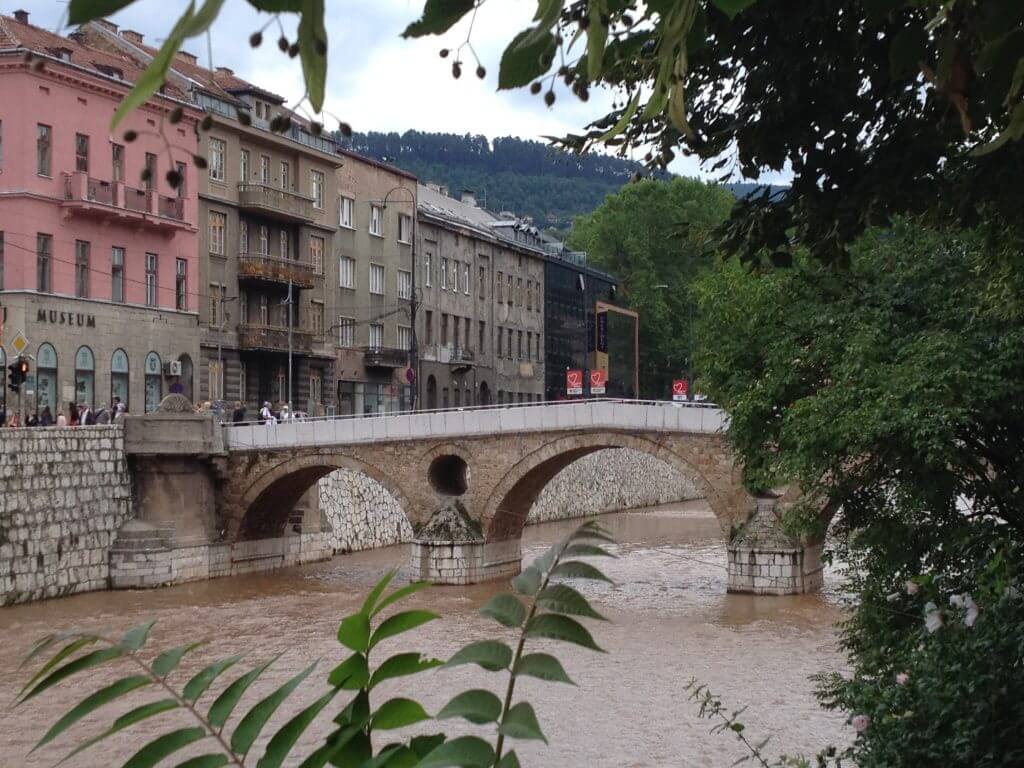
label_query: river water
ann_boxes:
[0,503,851,767]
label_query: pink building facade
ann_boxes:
[0,11,202,417]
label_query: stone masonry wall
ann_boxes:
[317,448,700,552]
[0,426,131,605]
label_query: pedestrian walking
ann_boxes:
[39,406,53,426]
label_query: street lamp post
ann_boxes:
[380,185,419,408]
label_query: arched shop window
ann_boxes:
[111,349,129,411]
[74,346,95,408]
[144,352,162,413]
[36,343,58,414]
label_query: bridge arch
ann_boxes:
[229,453,416,541]
[481,432,733,541]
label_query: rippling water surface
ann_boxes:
[0,503,851,766]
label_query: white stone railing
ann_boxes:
[223,399,727,451]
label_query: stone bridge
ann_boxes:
[123,400,823,595]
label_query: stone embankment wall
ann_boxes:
[0,426,131,605]
[317,448,700,551]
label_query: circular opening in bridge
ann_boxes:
[429,454,469,496]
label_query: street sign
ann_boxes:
[590,369,607,395]
[566,369,583,396]
[11,331,28,356]
[672,379,689,402]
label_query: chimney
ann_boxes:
[120,30,144,45]
[461,189,477,207]
[176,50,198,64]
[95,19,118,33]
[216,66,234,76]
[13,9,29,24]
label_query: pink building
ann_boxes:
[0,10,202,416]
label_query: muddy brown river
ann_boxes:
[0,503,851,766]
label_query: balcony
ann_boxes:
[237,324,314,354]
[237,183,316,223]
[237,253,318,289]
[362,346,408,369]
[451,347,475,372]
[61,172,189,232]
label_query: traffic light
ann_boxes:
[8,356,28,393]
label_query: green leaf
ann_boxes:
[369,610,439,650]
[298,0,327,112]
[480,594,527,628]
[497,751,521,768]
[417,736,496,768]
[710,0,758,19]
[368,652,443,690]
[498,29,558,90]
[410,734,447,757]
[402,0,475,38]
[517,0,563,48]
[208,656,279,729]
[360,570,398,615]
[444,640,513,671]
[498,702,547,743]
[338,612,372,653]
[561,543,614,559]
[514,652,575,685]
[20,636,98,696]
[371,581,431,617]
[436,689,503,724]
[119,621,157,651]
[182,653,244,704]
[68,0,136,24]
[328,653,370,690]
[372,697,431,730]
[256,687,338,768]
[511,567,543,596]
[525,614,605,652]
[598,91,641,143]
[123,726,207,768]
[33,675,152,751]
[586,1,608,82]
[230,659,318,757]
[550,560,612,583]
[536,584,607,621]
[60,699,180,763]
[153,642,207,678]
[172,755,229,768]
[20,647,124,703]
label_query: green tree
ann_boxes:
[568,177,733,399]
[692,220,1024,765]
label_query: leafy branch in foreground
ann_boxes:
[17,520,614,767]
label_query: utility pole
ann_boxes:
[285,278,294,411]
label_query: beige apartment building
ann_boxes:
[416,185,545,408]
[80,22,341,414]
[332,150,417,414]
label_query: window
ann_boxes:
[453,317,460,349]
[310,170,324,209]
[145,253,158,307]
[260,155,270,184]
[209,284,220,326]
[441,314,449,345]
[517,278,523,305]
[0,119,3,171]
[37,124,51,176]
[518,331,524,359]
[240,149,249,182]
[144,352,162,413]
[36,233,52,293]
[309,236,324,274]
[258,225,269,255]
[369,263,385,295]
[339,256,355,288]
[369,323,384,349]
[73,133,90,173]
[239,221,249,253]
[337,317,355,347]
[441,257,448,289]
[507,274,514,305]
[239,291,248,324]
[535,333,541,360]
[425,310,434,345]
[497,272,504,302]
[507,328,513,358]
[339,196,354,228]
[496,326,502,357]
[280,230,289,259]
[309,373,322,409]
[111,247,124,303]
[397,269,412,300]
[370,204,383,236]
[259,294,268,324]
[424,251,432,287]
[398,325,411,350]
[75,346,95,409]
[71,240,90,298]
[208,359,224,400]
[527,280,533,310]
[36,343,57,413]
[144,153,156,190]
[174,161,187,198]
[280,161,290,190]
[451,260,458,292]
[464,317,471,349]
[398,214,411,243]
[311,301,324,337]
[208,138,226,182]
[209,211,226,255]
[111,143,124,182]
[239,361,247,402]
[479,266,487,299]
[463,263,470,295]
[0,232,4,291]
[175,259,187,310]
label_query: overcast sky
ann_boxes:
[17,0,784,182]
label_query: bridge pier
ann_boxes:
[410,539,522,585]
[726,497,823,595]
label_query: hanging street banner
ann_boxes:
[672,379,689,402]
[566,369,584,396]
[590,369,607,395]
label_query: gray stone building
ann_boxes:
[416,185,546,408]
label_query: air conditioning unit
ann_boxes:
[163,360,182,377]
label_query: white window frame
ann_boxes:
[258,225,269,255]
[208,138,226,182]
[423,252,432,287]
[239,221,249,253]
[260,155,270,185]
[339,195,354,228]
[369,263,385,296]
[337,316,355,347]
[368,323,384,349]
[145,252,158,307]
[398,214,411,244]
[369,204,383,237]
[397,269,412,300]
[279,230,289,259]
[309,235,324,275]
[280,160,290,190]
[240,149,249,182]
[339,256,355,288]
[209,211,226,255]
[311,170,324,209]
[398,325,411,350]
[440,257,448,290]
[462,263,470,295]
